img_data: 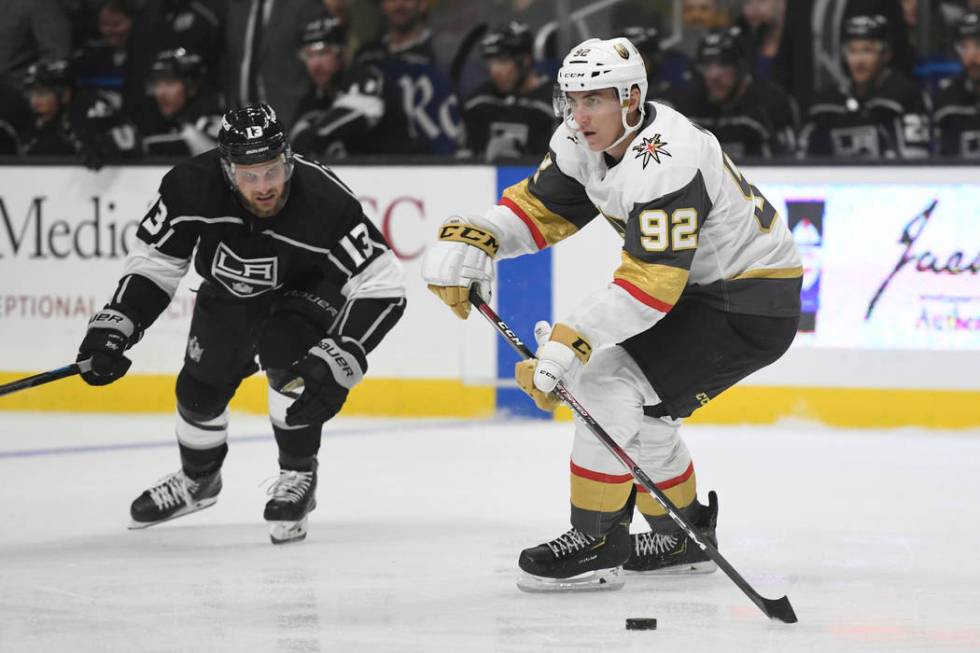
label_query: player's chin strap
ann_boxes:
[563,101,645,153]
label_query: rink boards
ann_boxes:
[0,163,977,428]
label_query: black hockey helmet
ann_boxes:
[696,27,745,66]
[300,15,347,50]
[954,12,980,42]
[218,104,290,166]
[841,14,889,44]
[620,25,661,56]
[23,59,74,90]
[149,47,206,82]
[481,22,533,59]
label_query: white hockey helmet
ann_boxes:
[555,37,648,146]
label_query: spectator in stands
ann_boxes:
[737,0,785,80]
[686,27,798,158]
[462,22,554,161]
[224,0,323,129]
[74,0,135,107]
[140,48,222,156]
[678,0,729,58]
[352,0,463,154]
[289,15,384,159]
[126,0,227,128]
[933,11,980,157]
[0,77,32,154]
[798,14,930,159]
[21,58,139,168]
[0,0,73,85]
[620,23,694,102]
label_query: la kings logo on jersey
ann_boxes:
[210,242,280,298]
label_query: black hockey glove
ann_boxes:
[285,337,366,426]
[76,308,136,386]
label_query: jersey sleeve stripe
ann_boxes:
[732,266,803,280]
[612,278,676,313]
[613,252,688,309]
[499,196,548,250]
[500,178,582,247]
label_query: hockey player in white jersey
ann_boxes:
[422,37,801,591]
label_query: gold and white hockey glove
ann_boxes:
[421,217,498,319]
[515,321,592,412]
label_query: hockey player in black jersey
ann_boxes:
[933,12,980,158]
[140,48,222,157]
[462,22,555,160]
[289,15,385,159]
[74,104,406,544]
[799,14,930,159]
[21,59,138,169]
[351,0,462,155]
[620,24,696,114]
[686,27,799,158]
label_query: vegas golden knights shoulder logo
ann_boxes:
[632,133,672,169]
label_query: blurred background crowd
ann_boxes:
[1,0,978,168]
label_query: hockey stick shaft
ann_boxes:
[0,359,92,398]
[469,288,797,623]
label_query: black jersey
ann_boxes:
[139,90,223,157]
[799,70,930,159]
[462,78,555,159]
[353,30,462,155]
[687,76,799,158]
[109,150,405,354]
[932,75,980,158]
[289,65,386,159]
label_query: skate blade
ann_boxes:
[516,567,625,593]
[127,497,218,530]
[625,560,718,575]
[269,516,309,545]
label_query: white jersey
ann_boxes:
[471,101,802,347]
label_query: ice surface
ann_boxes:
[1,412,979,652]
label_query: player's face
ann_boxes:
[231,156,290,218]
[29,87,62,124]
[741,0,782,29]
[955,37,980,83]
[98,7,132,50]
[845,39,887,86]
[382,0,423,32]
[152,77,188,118]
[683,0,717,27]
[302,45,343,88]
[700,61,738,102]
[487,57,521,94]
[565,89,624,151]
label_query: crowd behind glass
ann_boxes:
[1,0,979,167]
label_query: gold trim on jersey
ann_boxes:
[614,251,689,306]
[732,266,804,280]
[501,178,581,246]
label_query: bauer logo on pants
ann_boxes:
[211,242,280,298]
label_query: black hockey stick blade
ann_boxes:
[761,595,798,624]
[450,23,488,93]
[0,359,91,398]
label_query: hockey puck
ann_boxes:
[625,618,657,630]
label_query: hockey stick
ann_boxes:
[450,23,488,95]
[469,287,798,624]
[0,359,92,398]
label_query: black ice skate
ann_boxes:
[623,490,719,574]
[263,462,317,545]
[516,524,630,592]
[129,469,222,529]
